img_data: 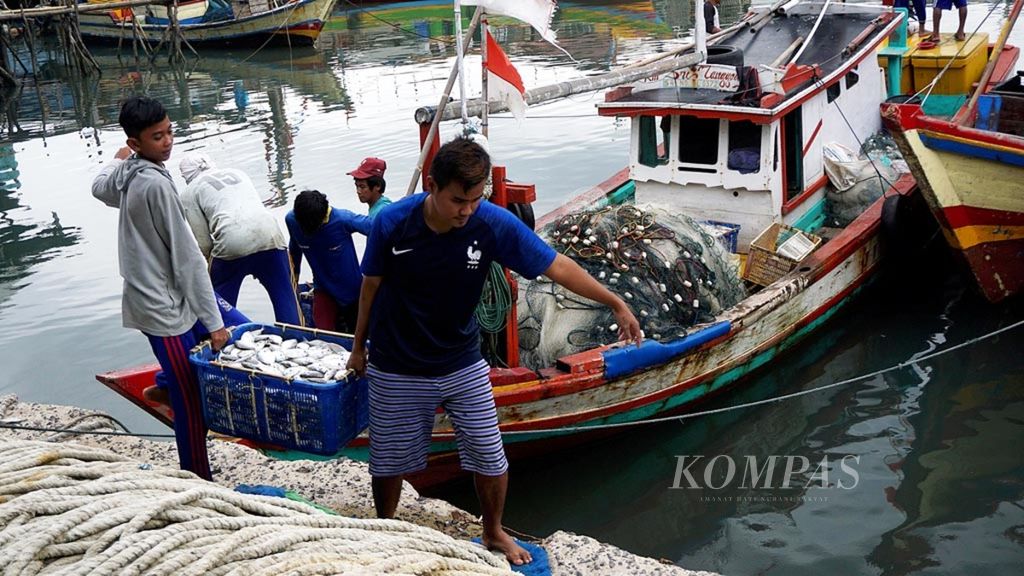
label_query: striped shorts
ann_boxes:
[367,359,507,477]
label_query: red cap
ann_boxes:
[347,157,387,179]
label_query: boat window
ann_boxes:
[846,69,859,90]
[678,116,719,165]
[638,116,671,167]
[727,120,762,174]
[827,82,841,103]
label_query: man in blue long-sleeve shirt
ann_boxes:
[286,189,371,332]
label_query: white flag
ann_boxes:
[463,0,558,44]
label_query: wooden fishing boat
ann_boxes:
[99,2,952,487]
[882,1,1023,303]
[77,0,335,46]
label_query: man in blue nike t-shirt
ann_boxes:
[346,137,642,566]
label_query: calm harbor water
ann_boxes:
[1,1,1022,574]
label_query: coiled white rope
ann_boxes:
[0,440,515,576]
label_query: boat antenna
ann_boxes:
[453,0,471,130]
[695,0,708,62]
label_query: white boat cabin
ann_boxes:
[598,2,903,250]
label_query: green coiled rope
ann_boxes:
[476,262,512,333]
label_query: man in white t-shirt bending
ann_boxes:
[179,152,301,325]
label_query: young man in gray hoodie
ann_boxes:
[92,96,245,480]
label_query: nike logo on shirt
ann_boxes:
[392,247,414,255]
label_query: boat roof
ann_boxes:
[598,3,900,120]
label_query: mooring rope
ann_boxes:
[0,440,515,575]
[499,316,1024,436]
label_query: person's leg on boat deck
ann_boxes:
[912,0,928,35]
[252,248,302,326]
[366,364,440,519]
[145,328,211,480]
[441,359,531,565]
[312,289,339,330]
[955,1,967,41]
[209,256,247,308]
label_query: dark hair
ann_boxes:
[429,137,491,193]
[118,96,168,139]
[366,175,386,195]
[294,190,329,235]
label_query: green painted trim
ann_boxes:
[791,197,827,232]
[603,180,635,208]
[921,94,968,118]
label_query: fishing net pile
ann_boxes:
[517,204,747,370]
[0,439,515,575]
[823,131,910,227]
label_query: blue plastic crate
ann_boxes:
[700,220,741,253]
[189,322,368,455]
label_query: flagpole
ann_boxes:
[454,0,470,127]
[481,17,489,138]
[406,7,483,196]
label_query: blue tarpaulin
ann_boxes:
[602,321,731,380]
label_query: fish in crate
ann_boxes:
[189,323,368,455]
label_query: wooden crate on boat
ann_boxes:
[743,223,822,286]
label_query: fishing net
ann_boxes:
[823,131,909,227]
[517,204,747,370]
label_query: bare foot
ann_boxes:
[143,385,170,406]
[927,34,941,43]
[955,31,965,41]
[483,529,533,566]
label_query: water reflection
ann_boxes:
[870,315,1024,575]
[0,140,81,309]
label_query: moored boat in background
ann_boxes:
[883,0,1023,302]
[77,0,335,46]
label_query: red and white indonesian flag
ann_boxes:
[485,29,528,121]
[463,0,558,44]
